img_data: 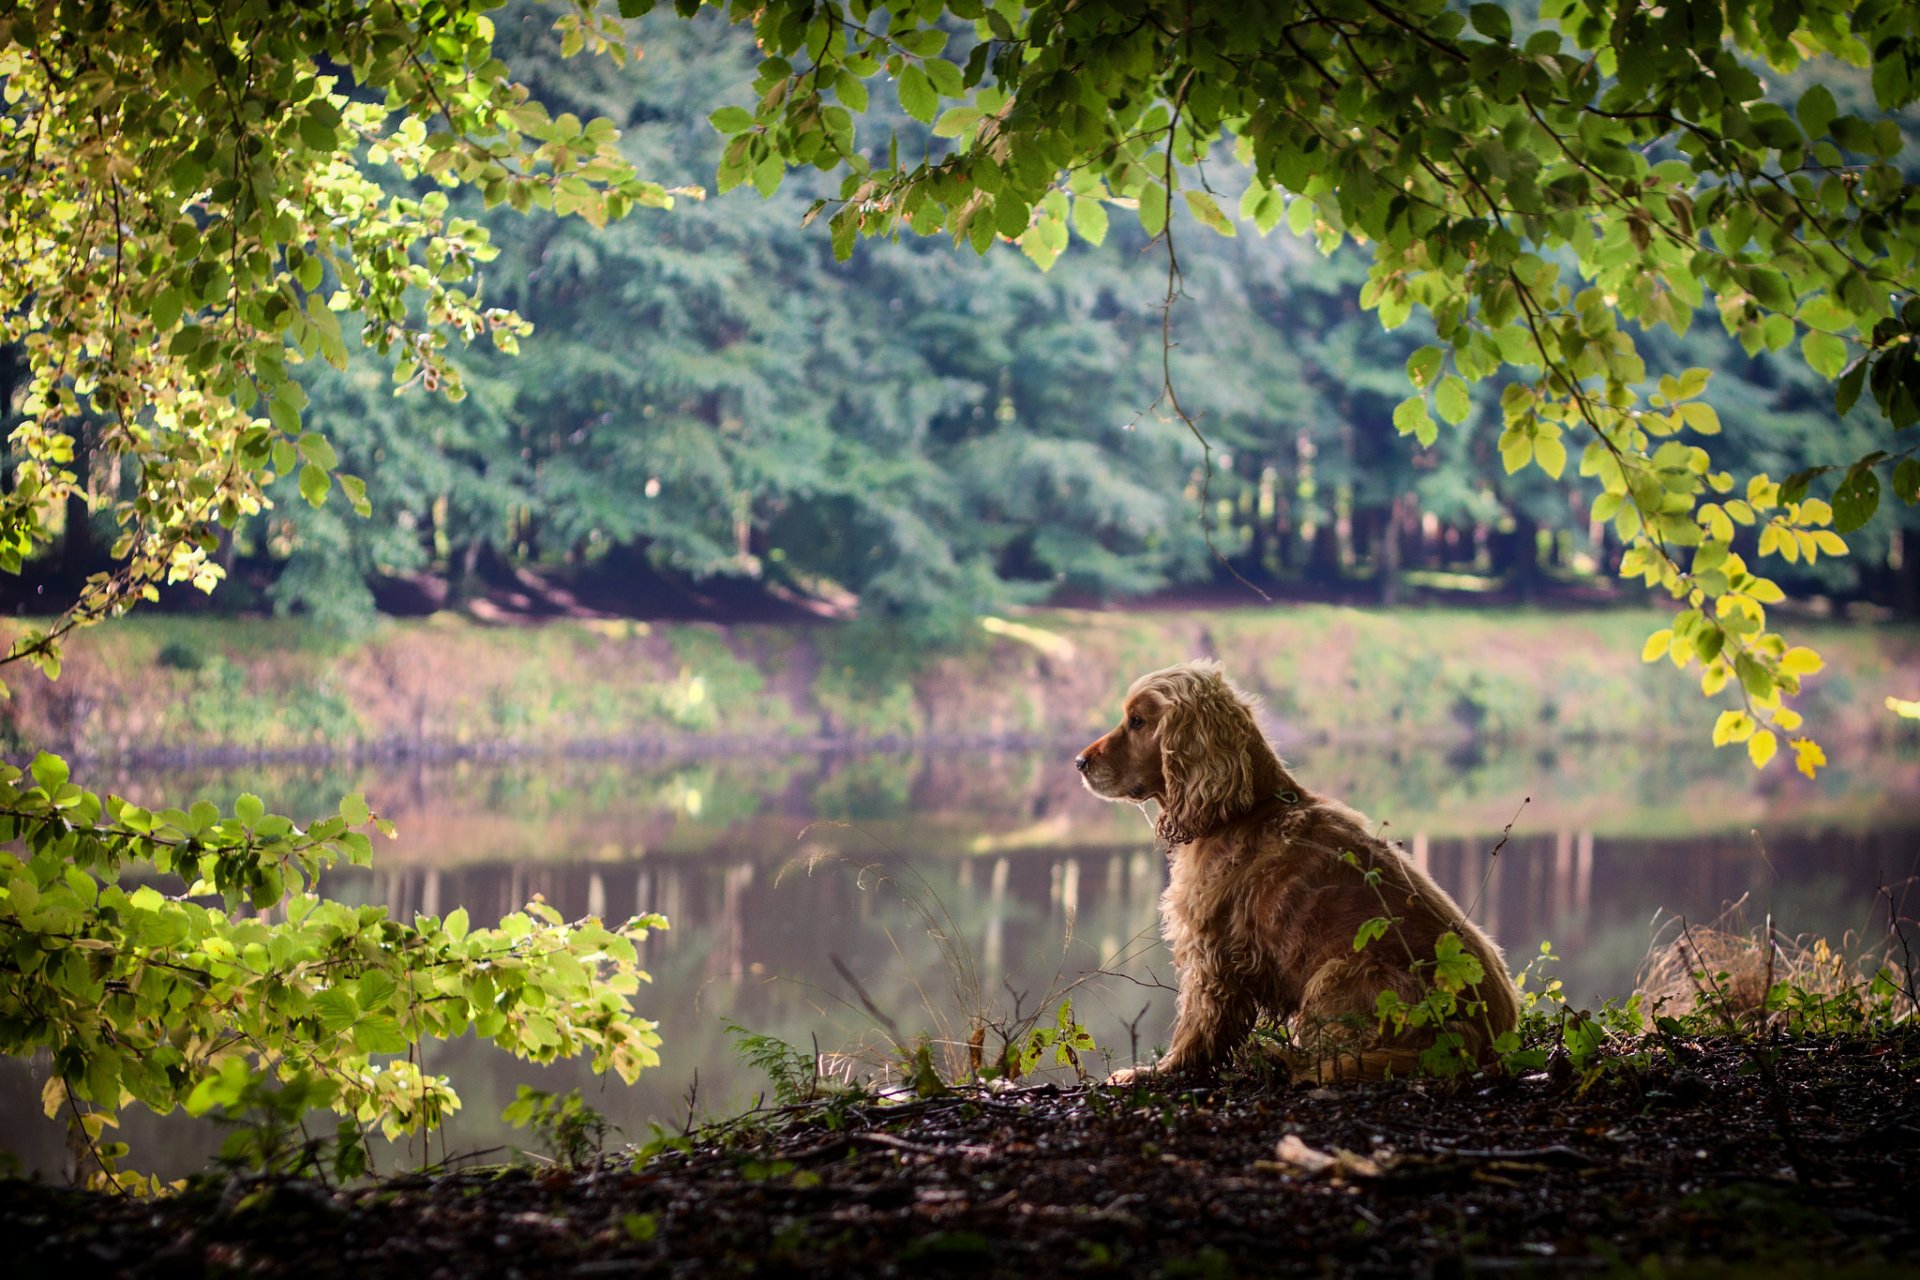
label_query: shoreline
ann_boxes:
[7,606,1918,767]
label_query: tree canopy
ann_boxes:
[681,0,1920,772]
[5,0,1918,769]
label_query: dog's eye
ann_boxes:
[1127,714,1144,731]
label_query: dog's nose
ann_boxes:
[1074,755,1090,773]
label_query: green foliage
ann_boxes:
[193,1067,371,1183]
[683,0,1920,766]
[501,1085,615,1169]
[0,0,676,674]
[727,1021,822,1105]
[0,757,665,1188]
[1010,998,1099,1081]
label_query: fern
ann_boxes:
[726,1023,818,1105]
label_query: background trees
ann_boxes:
[113,5,1907,649]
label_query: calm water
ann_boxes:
[3,740,1916,1179]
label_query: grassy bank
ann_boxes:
[4,605,1918,762]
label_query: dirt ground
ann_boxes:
[4,1033,1917,1279]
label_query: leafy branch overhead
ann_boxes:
[685,0,1920,772]
[0,0,681,680]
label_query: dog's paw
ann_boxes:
[1104,1063,1161,1087]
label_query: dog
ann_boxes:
[1076,660,1519,1082]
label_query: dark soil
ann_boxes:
[5,1035,1918,1279]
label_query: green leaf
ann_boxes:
[1138,183,1169,238]
[235,793,265,826]
[356,971,398,1013]
[1797,83,1837,138]
[1183,190,1236,237]
[339,793,372,826]
[895,64,937,123]
[1469,4,1512,41]
[338,473,371,518]
[314,988,358,1034]
[1893,458,1920,506]
[299,463,330,508]
[1393,395,1438,447]
[150,288,183,332]
[1831,466,1881,534]
[1836,358,1868,416]
[297,432,338,471]
[708,106,754,135]
[932,106,981,139]
[1071,196,1108,246]
[1802,331,1848,380]
[352,1014,410,1054]
[1405,345,1443,390]
[1434,374,1471,425]
[30,751,69,792]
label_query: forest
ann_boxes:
[3,0,1920,1276]
[4,4,1917,641]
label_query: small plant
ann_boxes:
[1341,851,1499,1078]
[188,1064,370,1183]
[1007,998,1098,1082]
[502,1086,614,1170]
[1365,934,1485,1078]
[727,1023,821,1105]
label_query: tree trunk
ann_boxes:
[1378,497,1404,606]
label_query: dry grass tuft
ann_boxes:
[1635,898,1914,1030]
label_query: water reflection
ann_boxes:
[2,742,1914,1180]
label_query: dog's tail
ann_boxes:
[1246,1039,1426,1083]
[1310,1048,1424,1083]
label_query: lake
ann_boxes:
[3,738,1915,1179]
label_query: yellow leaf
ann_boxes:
[1780,646,1824,676]
[1791,738,1826,779]
[1798,498,1833,525]
[1772,706,1804,731]
[1679,402,1721,434]
[1747,577,1785,604]
[1641,630,1672,663]
[1534,435,1568,479]
[1811,530,1847,557]
[1701,663,1730,696]
[1747,728,1778,768]
[1712,709,1752,746]
[1886,694,1920,719]
[40,1074,67,1119]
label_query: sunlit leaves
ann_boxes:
[0,0,668,693]
[671,0,1920,772]
[0,755,666,1184]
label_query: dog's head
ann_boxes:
[1075,659,1273,843]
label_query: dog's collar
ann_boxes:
[1157,788,1300,849]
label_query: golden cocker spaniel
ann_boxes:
[1076,660,1519,1082]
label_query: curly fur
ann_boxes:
[1076,660,1520,1082]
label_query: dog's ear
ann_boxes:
[1155,667,1263,843]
